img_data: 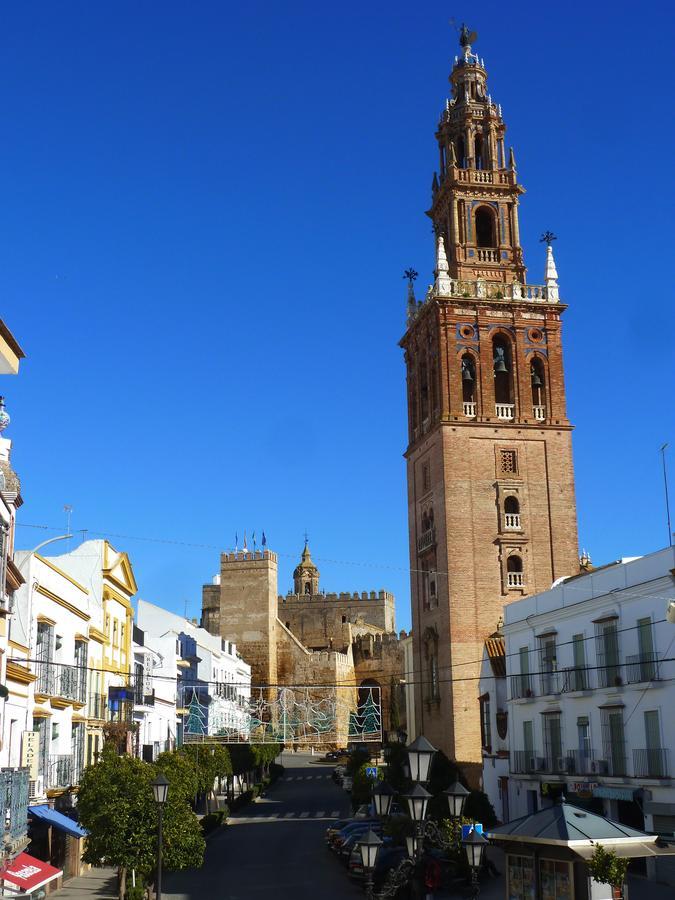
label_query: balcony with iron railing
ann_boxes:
[597,662,624,689]
[633,748,669,779]
[510,750,538,775]
[463,401,477,417]
[416,526,436,555]
[504,513,521,530]
[539,671,561,696]
[626,652,660,684]
[35,662,86,704]
[565,749,596,776]
[561,666,593,692]
[598,746,628,777]
[510,674,534,700]
[0,769,30,851]
[87,693,107,721]
[495,403,515,420]
[47,755,72,790]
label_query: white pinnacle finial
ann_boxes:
[544,244,559,301]
[435,235,452,295]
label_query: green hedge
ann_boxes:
[200,809,229,835]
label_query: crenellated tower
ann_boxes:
[401,27,579,769]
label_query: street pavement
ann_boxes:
[164,751,363,899]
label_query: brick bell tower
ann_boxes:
[401,26,579,766]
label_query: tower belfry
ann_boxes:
[402,26,579,766]
[431,25,525,283]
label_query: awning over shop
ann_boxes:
[1,852,62,892]
[28,804,88,838]
[573,840,675,860]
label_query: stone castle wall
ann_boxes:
[278,589,396,649]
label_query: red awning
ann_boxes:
[2,852,62,892]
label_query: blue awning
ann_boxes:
[28,804,88,838]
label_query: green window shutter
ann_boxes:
[638,618,654,658]
[573,634,585,669]
[644,710,661,750]
[523,720,534,753]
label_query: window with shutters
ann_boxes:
[569,634,588,691]
[538,636,558,695]
[600,708,627,776]
[637,710,666,777]
[542,713,563,770]
[479,694,492,752]
[595,620,621,687]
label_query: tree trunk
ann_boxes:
[118,866,127,900]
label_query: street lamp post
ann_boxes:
[362,735,486,899]
[151,773,169,900]
[358,829,383,900]
[463,825,488,900]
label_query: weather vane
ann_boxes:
[540,231,557,246]
[403,268,419,284]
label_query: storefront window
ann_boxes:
[540,859,572,900]
[507,854,535,900]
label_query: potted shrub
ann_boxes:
[588,844,629,900]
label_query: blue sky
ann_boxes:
[2,1,674,632]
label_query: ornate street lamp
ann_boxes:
[358,829,383,900]
[444,781,470,819]
[152,773,170,900]
[405,834,420,859]
[405,735,436,783]
[463,825,488,899]
[403,783,432,823]
[372,781,395,818]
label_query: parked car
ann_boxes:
[330,820,380,854]
[339,824,384,863]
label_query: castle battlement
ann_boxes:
[279,590,394,604]
[221,550,277,564]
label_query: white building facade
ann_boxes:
[478,631,510,823]
[136,600,251,745]
[501,547,675,881]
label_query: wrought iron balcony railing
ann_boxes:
[47,755,72,789]
[597,663,624,689]
[625,653,660,684]
[35,662,86,703]
[633,748,669,779]
[539,671,561,696]
[510,674,534,700]
[88,692,107,720]
[0,769,30,843]
[416,526,436,555]
[561,666,593,692]
[565,750,596,775]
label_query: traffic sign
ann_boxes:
[461,823,483,839]
[365,766,378,778]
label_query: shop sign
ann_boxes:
[21,731,39,779]
[592,786,635,801]
[569,782,598,797]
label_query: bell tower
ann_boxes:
[401,26,579,768]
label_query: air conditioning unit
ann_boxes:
[28,776,44,799]
[592,759,609,775]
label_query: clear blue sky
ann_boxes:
[2,2,674,632]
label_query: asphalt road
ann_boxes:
[163,751,364,899]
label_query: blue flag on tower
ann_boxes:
[262,531,267,548]
[235,531,238,551]
[252,531,257,551]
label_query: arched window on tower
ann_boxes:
[475,133,483,170]
[493,336,514,419]
[504,496,520,530]
[506,554,524,588]
[531,358,546,421]
[475,206,496,248]
[456,136,465,168]
[461,353,477,417]
[304,582,311,595]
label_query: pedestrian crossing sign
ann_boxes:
[365,766,378,778]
